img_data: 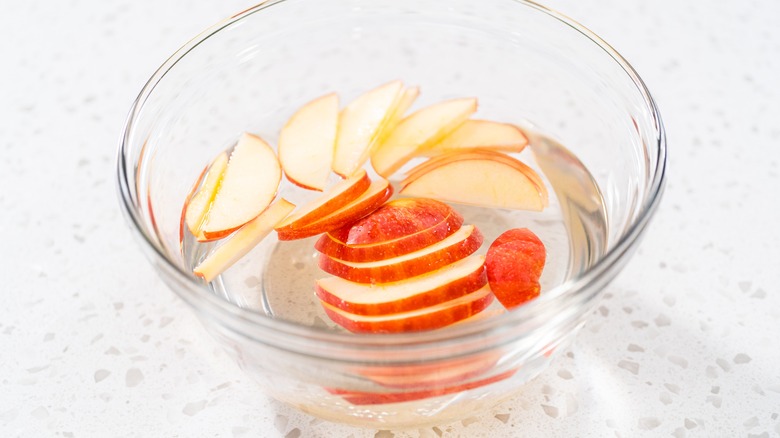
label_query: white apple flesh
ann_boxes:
[278,93,339,191]
[200,133,282,240]
[332,80,405,177]
[370,97,477,178]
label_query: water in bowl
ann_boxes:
[182,128,608,332]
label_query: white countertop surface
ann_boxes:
[2,0,779,436]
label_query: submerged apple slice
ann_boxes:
[332,80,405,177]
[316,255,486,315]
[276,178,393,241]
[275,169,370,232]
[278,93,339,191]
[370,97,477,177]
[321,284,494,333]
[315,198,464,262]
[200,133,282,240]
[194,199,295,282]
[328,369,516,405]
[318,224,483,283]
[400,156,548,211]
[358,349,503,390]
[422,119,528,156]
[486,228,546,309]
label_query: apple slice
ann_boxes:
[485,228,546,309]
[193,199,296,282]
[315,198,464,262]
[276,178,393,241]
[278,93,339,191]
[199,133,282,240]
[332,80,405,177]
[182,152,229,241]
[421,119,528,156]
[275,169,370,231]
[316,255,486,315]
[318,224,483,283]
[326,369,516,405]
[370,97,477,177]
[401,149,545,192]
[400,156,548,211]
[320,284,494,333]
[374,86,420,145]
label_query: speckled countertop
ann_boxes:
[2,0,779,437]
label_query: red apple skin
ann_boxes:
[326,369,516,405]
[317,226,483,283]
[320,285,493,333]
[315,199,464,262]
[314,261,486,315]
[276,182,393,241]
[485,228,546,309]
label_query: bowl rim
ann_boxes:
[116,0,667,355]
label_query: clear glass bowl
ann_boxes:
[117,0,666,428]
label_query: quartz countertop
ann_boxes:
[2,0,779,436]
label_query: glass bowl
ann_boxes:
[117,0,666,428]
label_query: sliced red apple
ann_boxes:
[316,255,486,315]
[274,169,370,232]
[276,178,393,241]
[199,133,282,240]
[370,97,477,178]
[278,93,339,191]
[318,224,483,283]
[326,369,516,405]
[320,284,493,333]
[315,198,464,262]
[485,228,546,309]
[332,80,405,177]
[400,156,548,211]
[421,119,528,156]
[183,152,229,241]
[193,199,296,282]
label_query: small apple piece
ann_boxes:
[183,152,229,241]
[485,228,546,309]
[275,169,370,231]
[199,133,282,240]
[400,156,548,211]
[321,284,494,333]
[194,199,296,282]
[316,255,486,315]
[422,119,529,156]
[371,97,477,178]
[315,198,464,262]
[278,93,339,191]
[276,178,393,241]
[332,80,405,177]
[318,224,483,283]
